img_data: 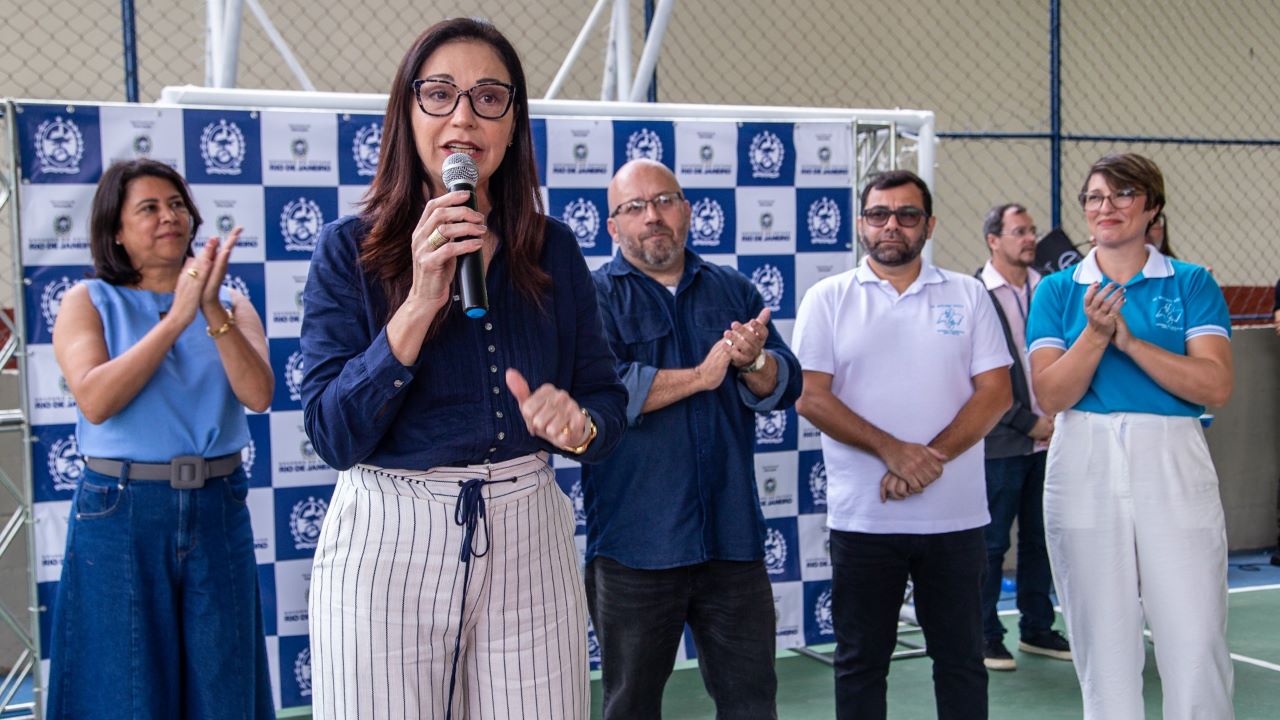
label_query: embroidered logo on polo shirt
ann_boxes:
[1153,296,1184,331]
[932,303,966,336]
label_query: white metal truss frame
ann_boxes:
[206,0,316,91]
[547,0,678,102]
[0,100,40,720]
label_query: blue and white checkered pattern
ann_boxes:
[16,100,860,710]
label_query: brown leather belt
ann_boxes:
[84,453,242,489]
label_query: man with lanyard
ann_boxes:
[584,159,802,718]
[976,203,1072,670]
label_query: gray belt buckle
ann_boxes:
[170,455,207,489]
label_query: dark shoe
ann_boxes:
[983,638,1016,671]
[1019,629,1072,661]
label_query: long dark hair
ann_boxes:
[358,18,549,321]
[89,159,203,286]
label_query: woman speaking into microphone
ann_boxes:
[300,17,625,719]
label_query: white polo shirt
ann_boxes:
[792,259,1012,534]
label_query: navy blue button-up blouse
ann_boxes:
[300,215,626,471]
[584,250,803,569]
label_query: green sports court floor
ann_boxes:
[212,551,1280,720]
[638,552,1280,719]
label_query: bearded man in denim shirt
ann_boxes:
[586,159,802,719]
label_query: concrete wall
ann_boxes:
[1209,327,1280,550]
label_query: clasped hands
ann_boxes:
[692,307,772,391]
[170,228,243,329]
[878,440,948,502]
[1083,281,1136,352]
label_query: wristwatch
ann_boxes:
[740,350,767,374]
[562,408,598,455]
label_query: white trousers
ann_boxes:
[308,453,589,719]
[1045,410,1233,720]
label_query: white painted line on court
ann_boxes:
[1227,583,1280,594]
[994,582,1279,617]
[1230,652,1280,673]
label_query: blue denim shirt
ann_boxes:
[584,249,802,569]
[300,215,626,471]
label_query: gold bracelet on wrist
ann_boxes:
[206,306,236,338]
[562,408,598,455]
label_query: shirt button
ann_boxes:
[497,432,506,440]
[488,447,496,454]
[488,345,496,353]
[393,379,403,388]
[490,365,497,373]
[484,322,493,331]
[495,411,503,418]
[492,386,500,395]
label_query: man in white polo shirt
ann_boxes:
[793,170,1012,719]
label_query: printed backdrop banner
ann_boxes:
[15,101,859,711]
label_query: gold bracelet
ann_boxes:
[206,307,236,338]
[562,408,598,455]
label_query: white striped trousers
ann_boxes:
[308,452,589,719]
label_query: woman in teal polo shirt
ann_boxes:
[1027,153,1233,719]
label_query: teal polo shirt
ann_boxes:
[1027,246,1230,417]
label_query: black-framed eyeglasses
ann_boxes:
[861,206,927,228]
[412,79,516,120]
[610,191,684,218]
[1079,188,1143,212]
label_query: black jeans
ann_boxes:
[585,556,778,719]
[830,528,988,720]
[981,452,1055,641]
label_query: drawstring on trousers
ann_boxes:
[444,477,503,720]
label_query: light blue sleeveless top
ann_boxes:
[75,279,250,462]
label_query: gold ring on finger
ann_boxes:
[427,229,448,251]
[186,268,199,278]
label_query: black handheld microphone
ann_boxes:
[442,152,488,318]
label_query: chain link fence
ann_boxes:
[2,0,1278,309]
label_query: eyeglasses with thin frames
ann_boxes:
[1079,188,1144,212]
[610,191,685,219]
[861,206,927,228]
[412,79,516,120]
